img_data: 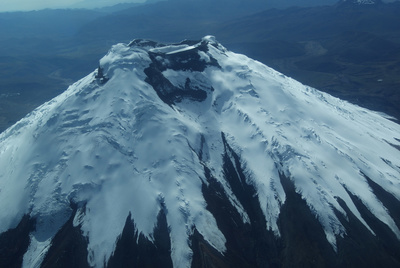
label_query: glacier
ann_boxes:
[0,35,399,267]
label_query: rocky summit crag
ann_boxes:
[0,36,400,268]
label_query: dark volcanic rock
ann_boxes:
[278,173,337,268]
[108,210,173,268]
[41,204,90,268]
[144,39,219,105]
[0,215,35,268]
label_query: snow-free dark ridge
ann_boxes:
[0,36,399,267]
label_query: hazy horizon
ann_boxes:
[0,0,146,12]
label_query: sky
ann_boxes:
[0,0,146,12]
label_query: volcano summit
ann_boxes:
[0,36,400,267]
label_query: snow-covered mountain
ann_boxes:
[339,0,383,5]
[0,36,400,267]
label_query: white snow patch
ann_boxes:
[22,235,52,268]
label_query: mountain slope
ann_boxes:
[0,36,400,267]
